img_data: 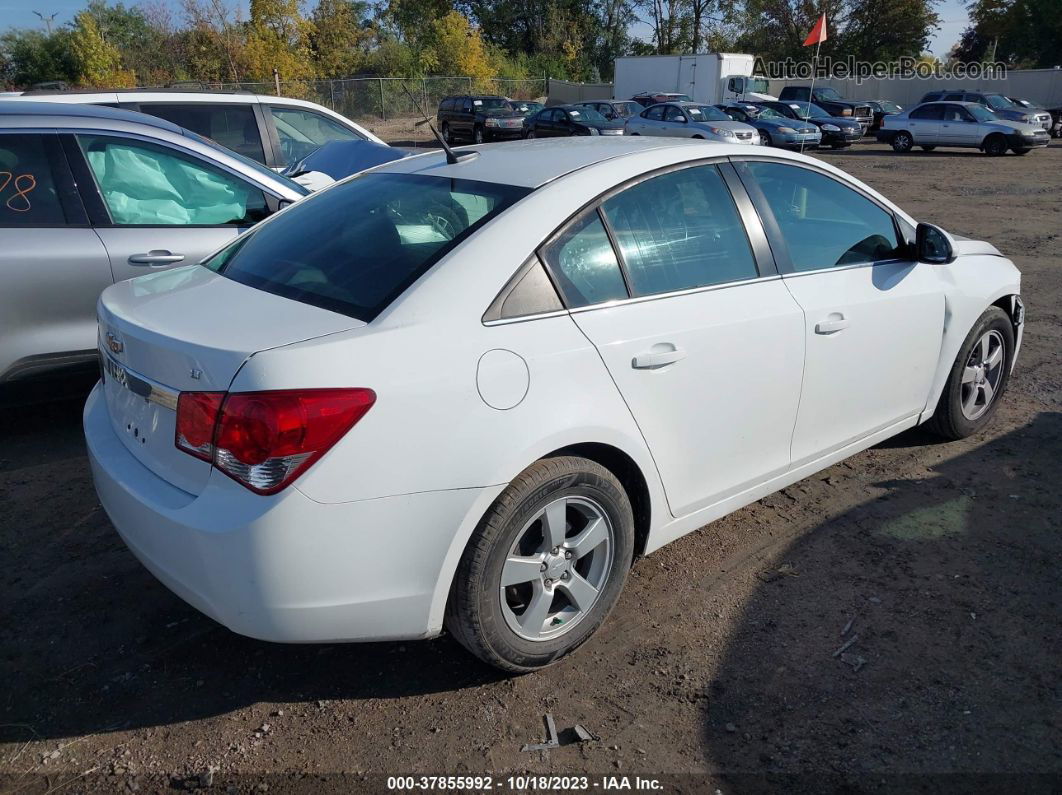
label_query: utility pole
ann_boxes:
[34,11,58,35]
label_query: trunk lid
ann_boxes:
[97,265,364,495]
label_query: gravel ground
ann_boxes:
[1,140,1060,794]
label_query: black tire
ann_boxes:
[983,134,1007,156]
[830,142,848,149]
[892,131,913,152]
[925,306,1014,440]
[445,456,635,672]
[921,145,936,151]
[473,125,485,144]
[441,122,453,145]
[1012,147,1030,155]
[759,130,771,147]
[525,129,536,139]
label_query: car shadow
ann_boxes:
[699,411,1062,783]
[0,389,509,744]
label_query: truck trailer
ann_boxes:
[613,53,775,105]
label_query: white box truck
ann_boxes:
[613,53,775,104]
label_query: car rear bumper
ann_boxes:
[84,383,490,643]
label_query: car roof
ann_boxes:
[0,99,185,133]
[376,137,714,189]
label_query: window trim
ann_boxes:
[0,130,89,228]
[530,156,777,314]
[481,254,568,325]
[63,130,280,229]
[730,156,911,276]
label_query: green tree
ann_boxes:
[240,0,316,82]
[0,29,79,87]
[310,0,372,76]
[70,10,135,86]
[953,0,1061,67]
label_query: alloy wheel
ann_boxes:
[960,330,1005,420]
[500,496,614,641]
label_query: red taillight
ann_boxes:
[175,392,225,461]
[174,388,375,494]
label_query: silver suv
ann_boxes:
[0,101,306,384]
[877,101,1050,156]
[7,89,383,168]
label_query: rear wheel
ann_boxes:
[759,130,771,147]
[921,145,936,151]
[892,131,913,152]
[983,134,1007,156]
[446,456,635,672]
[925,307,1014,440]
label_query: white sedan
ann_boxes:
[85,137,1023,672]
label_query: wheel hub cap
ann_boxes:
[499,495,614,641]
[960,330,1004,421]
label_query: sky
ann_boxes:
[2,0,971,57]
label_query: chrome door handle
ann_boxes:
[129,250,185,266]
[815,315,850,334]
[632,345,686,369]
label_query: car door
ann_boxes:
[735,159,944,466]
[906,104,943,143]
[939,104,982,146]
[66,133,272,285]
[641,105,666,135]
[662,104,689,136]
[543,162,805,517]
[0,131,112,381]
[459,97,475,136]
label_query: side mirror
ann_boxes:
[916,222,955,264]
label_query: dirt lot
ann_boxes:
[1,140,1060,794]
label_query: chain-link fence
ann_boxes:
[160,76,548,141]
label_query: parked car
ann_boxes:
[757,100,863,148]
[574,100,643,121]
[7,88,382,168]
[918,91,1052,131]
[437,95,526,144]
[777,86,874,133]
[0,101,306,384]
[1006,97,1062,137]
[631,92,692,107]
[523,105,625,137]
[878,101,1050,155]
[866,99,903,131]
[84,135,1024,672]
[625,101,757,144]
[717,102,820,149]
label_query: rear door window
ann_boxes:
[910,105,944,120]
[209,173,530,321]
[646,106,665,121]
[77,134,269,226]
[601,165,758,296]
[140,103,266,164]
[541,211,628,308]
[0,133,75,226]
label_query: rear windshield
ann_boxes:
[207,173,531,321]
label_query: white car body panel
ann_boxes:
[84,138,1023,644]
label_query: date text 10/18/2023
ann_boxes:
[387,775,665,791]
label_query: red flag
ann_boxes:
[803,13,828,47]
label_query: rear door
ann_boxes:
[735,158,943,465]
[662,104,688,136]
[65,133,272,284]
[906,104,943,144]
[0,131,111,381]
[544,162,805,517]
